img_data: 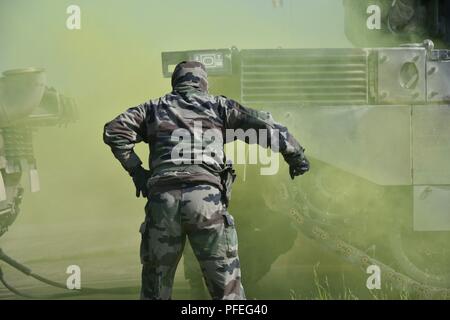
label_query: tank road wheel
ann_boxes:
[390,225,450,288]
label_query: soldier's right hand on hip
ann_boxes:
[130,166,151,198]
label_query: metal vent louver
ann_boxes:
[240,49,369,106]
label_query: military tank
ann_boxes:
[161,0,450,298]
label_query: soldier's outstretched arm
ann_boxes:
[220,97,310,179]
[103,101,152,197]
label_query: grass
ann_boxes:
[289,263,412,300]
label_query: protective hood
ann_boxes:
[171,61,208,93]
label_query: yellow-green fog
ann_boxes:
[1,0,449,300]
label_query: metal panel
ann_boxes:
[414,185,450,231]
[412,105,450,185]
[377,48,426,104]
[268,105,412,186]
[427,60,450,102]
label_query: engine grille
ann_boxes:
[240,49,369,106]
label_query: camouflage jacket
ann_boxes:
[103,61,304,189]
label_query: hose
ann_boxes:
[0,248,138,299]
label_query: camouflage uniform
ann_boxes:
[140,184,241,299]
[103,61,306,300]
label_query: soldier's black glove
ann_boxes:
[129,165,151,198]
[285,151,310,180]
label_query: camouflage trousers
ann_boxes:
[139,184,246,300]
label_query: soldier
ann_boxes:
[103,61,309,300]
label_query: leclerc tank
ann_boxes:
[161,1,450,298]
